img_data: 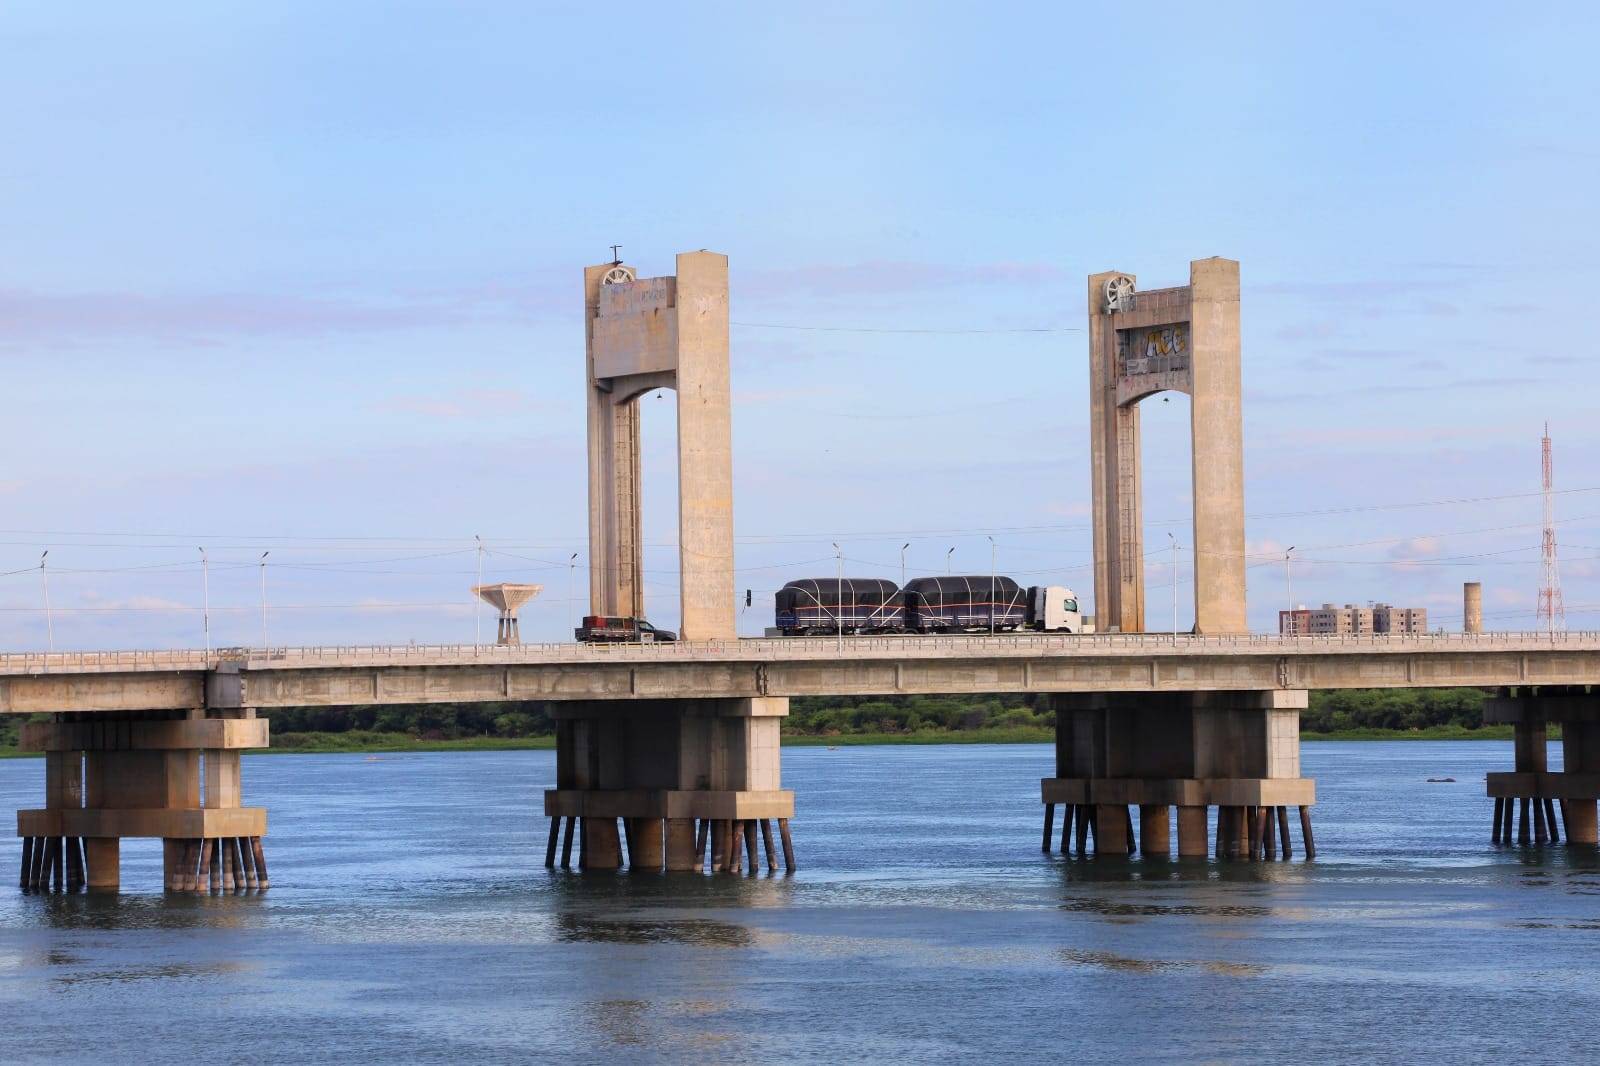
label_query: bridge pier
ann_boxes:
[1485,687,1600,847]
[1041,689,1316,860]
[15,711,269,893]
[543,696,795,874]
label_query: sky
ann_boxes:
[1,1,1598,649]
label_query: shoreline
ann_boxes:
[0,723,1519,758]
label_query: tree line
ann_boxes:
[249,688,1490,740]
[0,688,1495,751]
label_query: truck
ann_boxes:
[574,615,679,644]
[1026,585,1083,633]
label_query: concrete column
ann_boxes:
[1563,719,1599,844]
[204,750,241,808]
[1088,269,1142,633]
[1514,719,1548,773]
[1176,806,1208,857]
[673,251,735,641]
[629,817,665,871]
[1566,802,1599,845]
[84,837,119,891]
[585,818,622,870]
[1188,258,1246,634]
[1563,720,1600,773]
[1094,805,1129,855]
[583,263,644,620]
[1463,582,1483,634]
[1139,804,1171,857]
[664,819,699,871]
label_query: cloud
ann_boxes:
[1248,375,1537,404]
[1255,279,1456,301]
[733,386,843,405]
[374,388,547,419]
[1254,424,1481,448]
[740,260,1066,301]
[70,593,195,613]
[0,288,468,347]
[1388,536,1442,561]
[1254,278,1467,320]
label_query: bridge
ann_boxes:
[7,631,1600,706]
[10,252,1595,893]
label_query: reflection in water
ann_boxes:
[1056,948,1266,977]
[556,914,754,948]
[1056,896,1275,920]
[2,742,1600,1061]
[50,960,254,987]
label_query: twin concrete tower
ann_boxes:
[585,252,1246,635]
[584,251,736,640]
[1089,258,1247,634]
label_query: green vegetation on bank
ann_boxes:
[0,688,1524,757]
[267,731,555,754]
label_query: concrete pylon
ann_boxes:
[16,713,269,893]
[472,582,542,645]
[542,696,796,874]
[584,251,735,641]
[1088,258,1246,634]
[1040,689,1316,860]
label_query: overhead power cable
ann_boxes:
[732,321,1081,335]
[2,484,1597,550]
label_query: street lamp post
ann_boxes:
[259,551,270,650]
[900,543,910,587]
[1285,546,1296,634]
[40,551,52,653]
[946,546,955,574]
[833,542,843,655]
[1168,533,1178,642]
[198,547,211,657]
[474,535,484,645]
[569,552,579,640]
[987,535,996,635]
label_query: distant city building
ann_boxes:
[1279,603,1428,636]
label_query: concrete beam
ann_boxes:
[19,718,268,751]
[0,672,204,714]
[18,806,267,838]
[1041,777,1315,806]
[542,789,794,820]
[1486,772,1600,799]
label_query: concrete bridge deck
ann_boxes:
[3,632,1599,714]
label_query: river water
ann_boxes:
[0,741,1594,1063]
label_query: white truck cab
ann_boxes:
[1029,585,1082,632]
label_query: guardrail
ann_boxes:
[5,630,1600,674]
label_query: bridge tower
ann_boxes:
[1088,258,1246,635]
[584,251,735,641]
[1051,260,1314,859]
[567,251,794,872]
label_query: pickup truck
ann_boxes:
[574,615,679,644]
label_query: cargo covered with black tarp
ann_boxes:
[774,578,904,633]
[902,575,1027,632]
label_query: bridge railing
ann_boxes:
[7,629,1600,674]
[231,629,1600,667]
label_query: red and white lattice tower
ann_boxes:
[1536,422,1565,635]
